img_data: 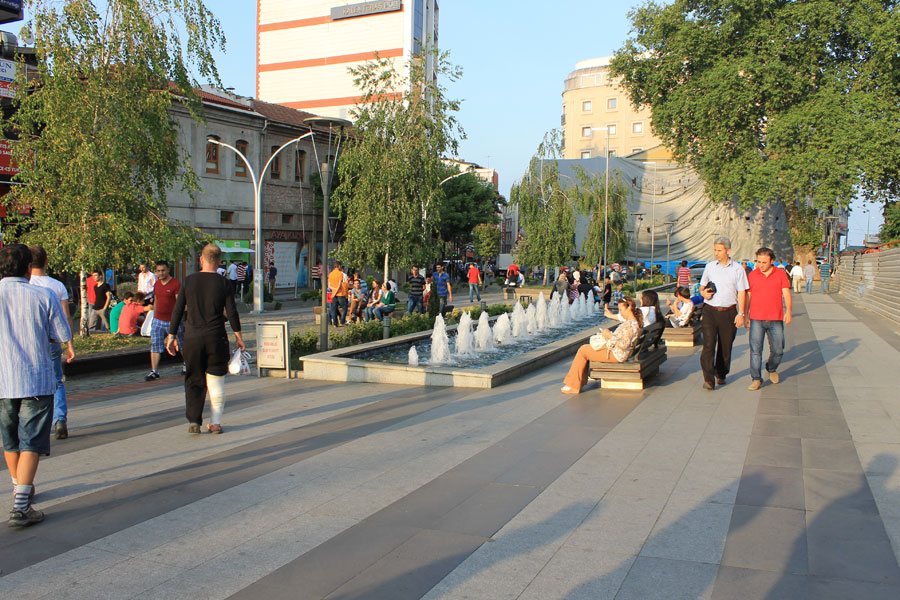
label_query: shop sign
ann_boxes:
[331,0,401,20]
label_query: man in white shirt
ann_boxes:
[29,246,76,440]
[226,260,239,298]
[136,262,157,301]
[699,236,749,390]
[789,261,805,293]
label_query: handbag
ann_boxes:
[140,310,154,337]
[590,332,609,351]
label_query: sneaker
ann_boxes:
[748,380,762,391]
[55,421,68,440]
[144,371,160,382]
[716,377,726,385]
[702,381,715,391]
[769,371,780,384]
[8,506,44,528]
[188,424,201,434]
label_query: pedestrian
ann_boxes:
[328,261,348,327]
[818,259,832,293]
[90,268,113,332]
[166,244,244,434]
[433,263,453,311]
[29,245,76,440]
[236,261,247,299]
[484,262,494,287]
[145,260,183,381]
[406,266,426,314]
[745,247,792,391]
[136,262,156,301]
[699,236,749,390]
[789,261,804,293]
[226,259,239,297]
[676,260,691,287]
[0,244,73,527]
[467,262,482,302]
[804,260,816,294]
[266,261,277,295]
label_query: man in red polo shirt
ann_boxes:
[745,247,792,390]
[144,260,183,381]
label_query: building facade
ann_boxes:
[561,57,662,160]
[256,0,439,120]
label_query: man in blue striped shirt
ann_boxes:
[0,244,73,527]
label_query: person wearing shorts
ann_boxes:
[145,260,183,381]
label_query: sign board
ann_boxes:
[0,59,15,99]
[0,0,22,25]
[256,321,290,377]
[331,0,401,20]
[0,139,18,176]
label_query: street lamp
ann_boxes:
[208,132,314,313]
[305,116,351,352]
[644,161,657,272]
[630,212,644,289]
[664,220,677,280]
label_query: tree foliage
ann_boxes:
[610,0,900,211]
[881,202,900,243]
[436,166,502,251]
[333,47,464,279]
[788,206,824,248]
[473,223,500,259]
[2,0,224,334]
[510,130,576,284]
[570,166,630,266]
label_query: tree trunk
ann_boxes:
[79,269,90,337]
[542,264,549,286]
[383,250,390,284]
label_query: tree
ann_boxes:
[570,165,630,267]
[2,0,223,335]
[437,166,502,254]
[333,47,464,280]
[610,0,900,214]
[473,223,500,260]
[881,202,900,243]
[510,130,576,285]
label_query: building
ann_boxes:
[441,159,499,188]
[256,0,439,121]
[561,57,662,160]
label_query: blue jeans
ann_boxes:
[468,283,481,301]
[373,306,394,321]
[330,296,347,325]
[50,344,67,424]
[821,277,831,293]
[407,296,424,314]
[805,278,814,294]
[749,320,785,381]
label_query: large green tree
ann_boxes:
[570,166,630,267]
[437,165,502,254]
[473,223,500,260]
[510,131,576,285]
[333,47,464,279]
[881,202,900,243]
[3,0,223,334]
[610,0,900,213]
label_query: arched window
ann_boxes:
[205,136,220,174]
[235,140,248,177]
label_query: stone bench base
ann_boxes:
[662,323,702,348]
[589,346,667,390]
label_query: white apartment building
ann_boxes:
[257,0,439,120]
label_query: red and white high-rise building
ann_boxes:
[256,0,439,120]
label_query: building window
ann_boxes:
[607,97,617,110]
[581,151,591,159]
[581,126,592,137]
[220,210,234,224]
[205,136,220,174]
[582,100,592,112]
[281,214,293,225]
[608,150,617,158]
[234,140,248,177]
[632,121,643,134]
[608,124,617,136]
[295,150,306,182]
[270,146,281,179]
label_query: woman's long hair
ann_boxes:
[620,296,643,329]
[642,290,661,323]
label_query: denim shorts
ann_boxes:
[1,395,54,455]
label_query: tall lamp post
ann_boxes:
[208,132,314,313]
[305,116,351,352]
[630,212,644,289]
[664,220,677,280]
[645,161,657,273]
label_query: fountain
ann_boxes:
[536,292,549,331]
[493,312,512,344]
[408,345,419,366]
[430,315,451,364]
[456,311,475,355]
[511,301,528,338]
[525,303,537,334]
[548,294,561,328]
[475,311,494,351]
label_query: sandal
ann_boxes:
[207,424,223,434]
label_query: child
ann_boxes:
[666,286,694,327]
[117,291,148,336]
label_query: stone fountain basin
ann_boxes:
[301,319,604,389]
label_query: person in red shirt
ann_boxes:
[744,247,792,390]
[676,260,691,287]
[145,260,183,381]
[117,292,150,336]
[467,263,482,302]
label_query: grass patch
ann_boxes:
[72,333,149,355]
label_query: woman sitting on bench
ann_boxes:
[561,296,643,394]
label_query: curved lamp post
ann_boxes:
[208,132,314,313]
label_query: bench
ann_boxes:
[589,320,667,390]
[662,304,703,348]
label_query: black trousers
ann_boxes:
[700,306,738,383]
[182,332,230,424]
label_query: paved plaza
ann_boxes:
[1,293,900,599]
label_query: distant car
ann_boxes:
[689,262,707,280]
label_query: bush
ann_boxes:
[243,282,273,303]
[300,290,320,302]
[116,281,137,298]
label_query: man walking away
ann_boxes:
[328,261,348,327]
[787,261,803,293]
[804,260,816,294]
[819,259,832,293]
[699,236,749,390]
[677,260,691,287]
[0,244,73,527]
[267,262,277,295]
[226,260,239,298]
[166,244,244,434]
[467,263,482,302]
[407,266,426,314]
[29,246,76,440]
[90,269,112,332]
[145,260,183,381]
[745,247,792,390]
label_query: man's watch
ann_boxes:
[737,312,744,316]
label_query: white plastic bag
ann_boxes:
[589,332,609,352]
[228,349,252,376]
[140,310,154,337]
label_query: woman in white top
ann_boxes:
[666,286,694,327]
[606,289,660,325]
